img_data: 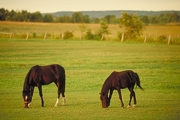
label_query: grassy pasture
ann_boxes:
[0,38,180,119]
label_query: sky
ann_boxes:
[0,0,180,13]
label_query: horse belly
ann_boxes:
[41,75,56,85]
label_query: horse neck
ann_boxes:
[101,78,111,96]
[23,68,32,92]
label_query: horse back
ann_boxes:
[111,71,132,88]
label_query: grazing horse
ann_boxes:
[100,70,144,108]
[22,64,65,108]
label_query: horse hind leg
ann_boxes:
[133,91,137,107]
[54,90,65,107]
[54,82,60,107]
[54,82,66,107]
[117,89,124,108]
[62,92,66,106]
[127,90,136,108]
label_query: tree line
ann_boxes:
[0,8,180,24]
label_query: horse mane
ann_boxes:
[100,72,113,96]
[23,65,41,92]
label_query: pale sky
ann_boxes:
[0,0,180,13]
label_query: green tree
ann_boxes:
[79,23,87,39]
[43,14,54,22]
[30,11,43,22]
[71,12,83,23]
[58,15,71,23]
[0,8,7,20]
[99,20,110,40]
[140,15,149,25]
[83,15,90,23]
[104,15,118,24]
[119,12,144,39]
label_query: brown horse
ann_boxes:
[100,70,144,108]
[22,64,65,108]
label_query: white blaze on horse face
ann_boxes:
[25,95,28,101]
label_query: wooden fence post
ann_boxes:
[44,32,47,40]
[144,36,147,43]
[62,32,64,40]
[168,35,171,45]
[121,33,124,42]
[10,32,12,39]
[101,34,104,40]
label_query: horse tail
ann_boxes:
[135,73,144,91]
[62,67,66,92]
[58,65,66,93]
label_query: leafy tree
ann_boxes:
[104,15,118,24]
[83,15,90,23]
[58,15,71,23]
[71,12,83,23]
[99,20,110,40]
[119,12,144,39]
[43,14,54,22]
[0,8,7,20]
[79,23,87,39]
[140,16,149,25]
[30,11,43,22]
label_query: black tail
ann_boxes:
[135,73,144,91]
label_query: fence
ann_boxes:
[0,32,179,45]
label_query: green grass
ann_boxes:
[0,39,180,119]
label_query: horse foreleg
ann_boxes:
[28,86,34,107]
[38,85,44,107]
[117,89,124,108]
[108,89,113,106]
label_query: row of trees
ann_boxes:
[0,8,180,24]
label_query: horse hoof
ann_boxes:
[127,105,131,108]
[133,104,136,107]
[28,102,31,107]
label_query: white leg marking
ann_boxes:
[28,102,31,107]
[62,97,66,106]
[133,104,136,107]
[54,98,59,107]
[127,105,131,108]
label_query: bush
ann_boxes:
[85,29,94,40]
[157,35,167,43]
[63,31,73,39]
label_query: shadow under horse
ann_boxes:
[22,64,65,108]
[100,70,144,108]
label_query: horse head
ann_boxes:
[100,92,109,108]
[22,90,31,108]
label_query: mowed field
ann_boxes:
[0,37,180,119]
